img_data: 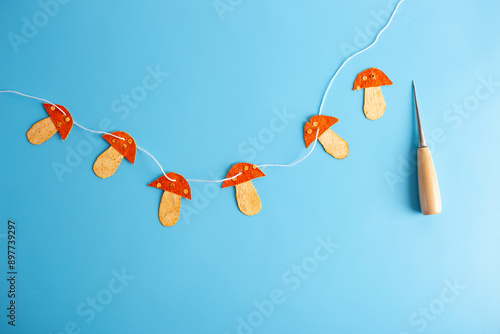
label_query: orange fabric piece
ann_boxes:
[222,163,265,188]
[148,173,192,200]
[102,131,137,164]
[353,68,392,90]
[43,103,73,140]
[304,115,338,148]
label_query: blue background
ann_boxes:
[1,0,499,333]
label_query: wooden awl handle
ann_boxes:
[417,147,442,215]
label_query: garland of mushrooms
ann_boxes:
[20,67,393,227]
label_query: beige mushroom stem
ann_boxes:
[159,191,181,226]
[27,117,58,145]
[235,181,262,216]
[93,146,124,179]
[318,128,349,159]
[364,86,386,120]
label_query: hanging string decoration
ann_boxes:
[0,0,406,227]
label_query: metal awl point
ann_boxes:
[412,81,427,148]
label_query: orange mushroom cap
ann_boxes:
[102,131,137,164]
[222,163,266,188]
[304,115,339,148]
[148,172,192,200]
[43,103,73,140]
[353,68,393,90]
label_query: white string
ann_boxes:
[0,90,68,116]
[73,122,124,140]
[318,0,406,115]
[187,173,242,183]
[0,1,405,184]
[257,129,319,169]
[0,90,317,183]
[136,147,175,181]
[247,0,406,173]
[187,130,318,182]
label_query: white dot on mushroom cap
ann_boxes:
[356,85,361,90]
[312,122,318,127]
[183,189,189,194]
[64,117,70,122]
[307,129,313,135]
[244,165,249,171]
[50,106,55,111]
[252,165,257,169]
[233,177,237,181]
[362,76,367,81]
[127,139,133,144]
[156,183,162,188]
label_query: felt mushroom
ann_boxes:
[148,173,191,227]
[353,68,393,120]
[27,103,73,145]
[222,163,266,216]
[93,131,137,178]
[304,115,349,159]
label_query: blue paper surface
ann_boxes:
[1,0,499,333]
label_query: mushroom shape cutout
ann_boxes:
[148,173,192,227]
[93,131,137,178]
[27,103,74,145]
[304,115,349,159]
[353,68,393,120]
[222,163,266,216]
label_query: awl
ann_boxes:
[413,81,442,215]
